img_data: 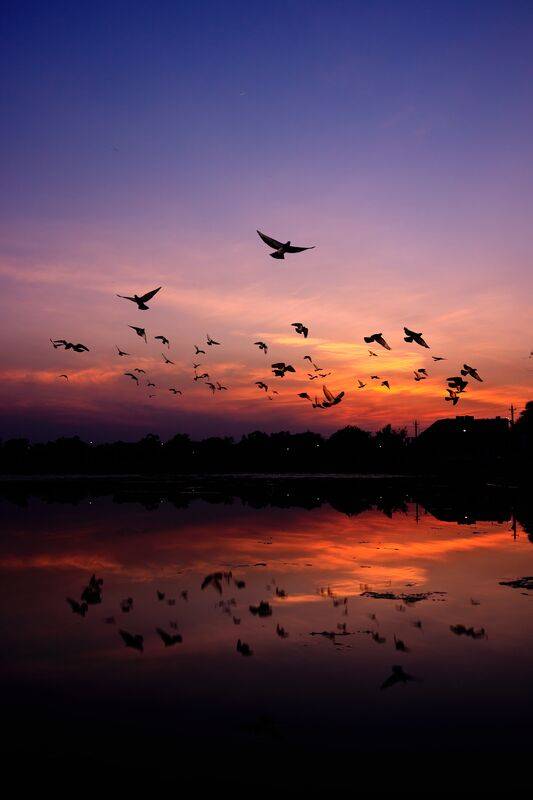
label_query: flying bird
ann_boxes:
[116,286,161,310]
[255,381,269,391]
[256,230,315,260]
[58,374,69,381]
[66,597,88,617]
[206,382,217,394]
[133,368,145,373]
[364,333,391,351]
[445,389,459,405]
[292,322,309,338]
[380,665,417,690]
[254,341,268,354]
[461,364,483,382]
[124,372,139,384]
[447,376,468,393]
[206,334,220,346]
[169,388,182,395]
[129,326,147,343]
[216,382,228,391]
[162,353,175,364]
[381,381,391,389]
[271,362,295,377]
[51,340,89,352]
[321,385,344,407]
[368,350,378,357]
[432,356,446,361]
[194,345,206,355]
[156,627,183,647]
[116,346,130,356]
[155,335,170,348]
[357,379,366,389]
[404,327,430,348]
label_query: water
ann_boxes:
[1,481,532,769]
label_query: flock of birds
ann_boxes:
[50,229,486,410]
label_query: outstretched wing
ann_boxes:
[257,230,283,250]
[322,385,334,403]
[139,286,161,303]
[286,245,315,253]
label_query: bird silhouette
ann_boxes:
[404,327,430,348]
[206,382,217,394]
[169,388,182,395]
[162,353,175,364]
[51,340,89,352]
[432,356,446,361]
[255,381,269,391]
[357,379,366,389]
[321,385,344,407]
[381,380,391,389]
[147,381,156,387]
[216,382,228,391]
[257,230,315,259]
[119,629,144,652]
[368,350,378,357]
[206,334,220,346]
[58,374,69,381]
[271,362,295,377]
[124,372,139,384]
[194,345,206,355]
[292,322,309,338]
[445,389,459,405]
[155,335,170,348]
[116,286,161,310]
[254,341,268,354]
[460,364,483,382]
[116,346,130,356]
[133,368,146,373]
[129,326,147,343]
[370,375,380,380]
[447,376,468,392]
[364,333,391,350]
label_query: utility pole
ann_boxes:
[509,404,515,427]
[413,420,419,439]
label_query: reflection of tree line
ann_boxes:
[1,478,531,540]
[0,403,531,478]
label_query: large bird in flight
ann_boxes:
[271,362,295,377]
[254,341,268,354]
[51,340,89,352]
[257,230,315,260]
[155,335,170,348]
[292,322,309,338]
[364,333,391,351]
[404,327,430,348]
[116,287,161,310]
[461,364,483,382]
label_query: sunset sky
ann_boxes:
[1,0,532,441]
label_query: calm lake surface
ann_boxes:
[1,481,532,768]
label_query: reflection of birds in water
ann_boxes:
[129,326,147,343]
[119,629,144,652]
[157,590,165,601]
[120,597,134,613]
[81,574,103,605]
[292,322,309,338]
[404,327,430,348]
[461,363,483,382]
[394,635,409,652]
[249,600,272,617]
[116,286,161,310]
[370,375,380,380]
[237,639,253,656]
[276,624,289,638]
[257,229,315,260]
[254,341,268,354]
[66,597,88,616]
[450,624,487,639]
[155,335,169,348]
[156,627,183,646]
[380,664,417,690]
[364,333,391,350]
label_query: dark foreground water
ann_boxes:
[1,480,532,773]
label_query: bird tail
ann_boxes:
[270,251,285,259]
